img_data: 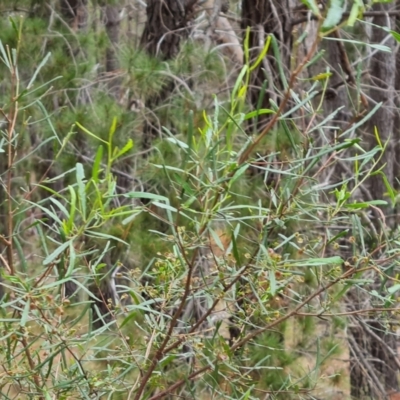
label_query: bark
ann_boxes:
[140,0,198,148]
[319,37,353,185]
[348,3,399,398]
[394,10,400,206]
[101,2,123,104]
[60,0,88,31]
[104,5,121,75]
[140,0,198,59]
[201,0,243,64]
[324,38,352,126]
[241,0,292,132]
[103,4,134,193]
[365,4,396,224]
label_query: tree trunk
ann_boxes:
[395,9,400,227]
[201,0,243,64]
[104,5,122,99]
[140,0,198,148]
[241,0,292,133]
[365,4,396,224]
[141,0,197,59]
[60,0,88,32]
[349,3,399,398]
[324,38,352,127]
[103,4,120,76]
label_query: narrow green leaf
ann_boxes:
[250,35,272,72]
[152,201,177,212]
[166,137,189,149]
[269,270,276,296]
[183,110,194,169]
[271,35,288,89]
[174,174,195,196]
[36,224,48,255]
[324,37,391,52]
[41,166,76,183]
[26,201,62,225]
[92,145,103,182]
[43,239,72,265]
[385,28,400,43]
[65,242,76,277]
[49,197,69,220]
[310,72,332,81]
[381,173,396,205]
[300,0,321,18]
[281,119,297,151]
[229,164,249,187]
[348,0,362,27]
[27,52,51,89]
[253,79,268,135]
[327,230,348,246]
[9,18,18,38]
[76,122,108,144]
[388,284,400,295]
[109,117,118,142]
[76,163,86,219]
[153,164,185,173]
[85,230,128,245]
[67,186,76,232]
[114,139,134,159]
[122,210,142,225]
[231,65,248,102]
[231,230,242,266]
[0,40,10,69]
[18,76,62,102]
[37,100,62,144]
[209,228,225,252]
[244,109,275,120]
[124,192,169,202]
[345,279,374,285]
[44,390,52,400]
[322,0,345,30]
[20,299,30,327]
[374,126,382,149]
[291,256,343,266]
[160,355,178,369]
[345,200,388,209]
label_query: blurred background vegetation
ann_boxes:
[1,1,400,399]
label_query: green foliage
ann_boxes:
[1,3,400,400]
[122,48,169,98]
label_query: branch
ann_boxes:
[148,266,361,399]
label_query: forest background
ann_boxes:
[1,0,400,399]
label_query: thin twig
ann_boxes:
[296,307,400,318]
[356,316,400,370]
[149,266,361,399]
[348,334,387,398]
